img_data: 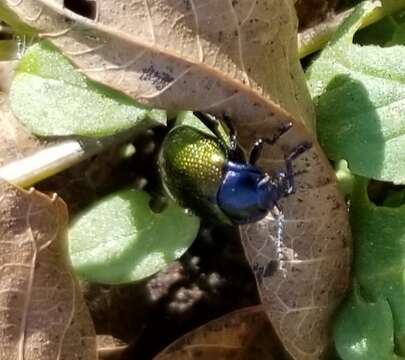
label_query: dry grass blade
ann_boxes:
[0,181,97,360]
[4,0,351,358]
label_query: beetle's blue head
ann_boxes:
[217,161,281,224]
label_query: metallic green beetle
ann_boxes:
[158,112,311,224]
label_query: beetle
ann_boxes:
[158,111,311,224]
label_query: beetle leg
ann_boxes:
[221,114,238,152]
[249,122,293,165]
[267,122,293,145]
[193,111,221,135]
[287,142,312,161]
[283,160,294,195]
[222,120,246,162]
[193,111,245,161]
[281,142,312,195]
[220,114,243,160]
[249,139,264,165]
[194,111,235,146]
[194,112,236,142]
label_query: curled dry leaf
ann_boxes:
[4,0,351,358]
[154,305,285,360]
[0,180,97,360]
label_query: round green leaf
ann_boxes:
[334,288,399,360]
[307,2,405,183]
[10,41,166,137]
[68,189,200,284]
[346,177,405,356]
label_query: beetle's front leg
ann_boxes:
[193,111,221,135]
[193,111,243,161]
[280,142,312,195]
[194,111,237,144]
[249,122,293,165]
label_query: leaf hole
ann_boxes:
[367,180,405,207]
[64,0,97,20]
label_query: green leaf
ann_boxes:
[355,10,405,46]
[68,189,200,284]
[0,3,35,36]
[307,1,405,183]
[334,287,399,360]
[382,0,405,15]
[347,177,405,355]
[10,41,166,137]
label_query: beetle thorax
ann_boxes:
[217,161,279,224]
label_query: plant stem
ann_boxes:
[298,0,405,59]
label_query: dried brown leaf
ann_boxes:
[0,64,42,167]
[97,335,127,360]
[3,0,314,128]
[4,1,351,358]
[0,180,97,360]
[154,305,285,360]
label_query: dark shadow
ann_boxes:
[64,0,96,20]
[367,180,405,207]
[315,74,385,179]
[126,224,291,360]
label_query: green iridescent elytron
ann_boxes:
[159,125,230,222]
